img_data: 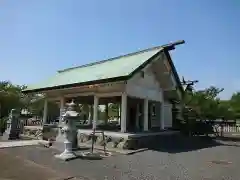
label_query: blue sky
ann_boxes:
[0,0,239,99]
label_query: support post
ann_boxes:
[43,99,48,125]
[105,103,108,124]
[136,103,140,130]
[59,97,65,125]
[121,92,127,133]
[160,102,165,130]
[93,96,99,129]
[144,99,149,131]
[88,105,93,125]
[118,104,121,125]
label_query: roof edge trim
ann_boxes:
[22,76,128,94]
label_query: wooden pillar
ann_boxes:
[93,96,99,129]
[121,92,127,132]
[42,99,48,125]
[144,99,149,131]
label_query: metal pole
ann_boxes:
[91,128,95,154]
[102,131,106,155]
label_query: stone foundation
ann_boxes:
[76,131,174,150]
[22,125,179,151]
[22,127,43,139]
[42,125,58,140]
[22,125,58,140]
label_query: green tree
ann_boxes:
[108,103,120,118]
[0,81,59,120]
[0,81,24,117]
[185,86,225,121]
[228,92,240,119]
[181,86,228,136]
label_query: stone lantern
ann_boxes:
[55,100,80,161]
[6,109,21,140]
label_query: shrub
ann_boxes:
[0,117,7,134]
[179,120,214,136]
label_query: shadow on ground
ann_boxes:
[50,134,238,155]
[144,135,223,153]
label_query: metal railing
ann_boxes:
[22,119,42,126]
[214,124,240,133]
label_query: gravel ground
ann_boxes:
[1,135,240,180]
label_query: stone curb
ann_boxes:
[32,138,149,155]
[79,143,148,155]
[20,134,41,140]
[0,140,46,149]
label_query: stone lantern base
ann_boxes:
[54,137,78,161]
[55,141,77,161]
[55,151,77,161]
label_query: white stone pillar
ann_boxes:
[121,92,127,133]
[160,102,165,130]
[144,99,149,131]
[93,96,99,129]
[118,104,121,125]
[88,105,93,125]
[43,99,48,125]
[59,97,65,125]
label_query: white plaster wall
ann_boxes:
[170,72,177,87]
[126,65,163,102]
[160,53,178,90]
[125,52,178,129]
[163,101,173,128]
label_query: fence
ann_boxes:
[22,118,42,126]
[214,124,240,133]
[21,117,59,126]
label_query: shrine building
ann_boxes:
[23,40,185,136]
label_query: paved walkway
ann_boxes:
[0,140,46,149]
[0,150,71,180]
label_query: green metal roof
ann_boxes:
[23,40,185,93]
[24,47,163,92]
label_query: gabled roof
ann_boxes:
[23,40,185,93]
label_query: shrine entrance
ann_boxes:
[127,97,144,132]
